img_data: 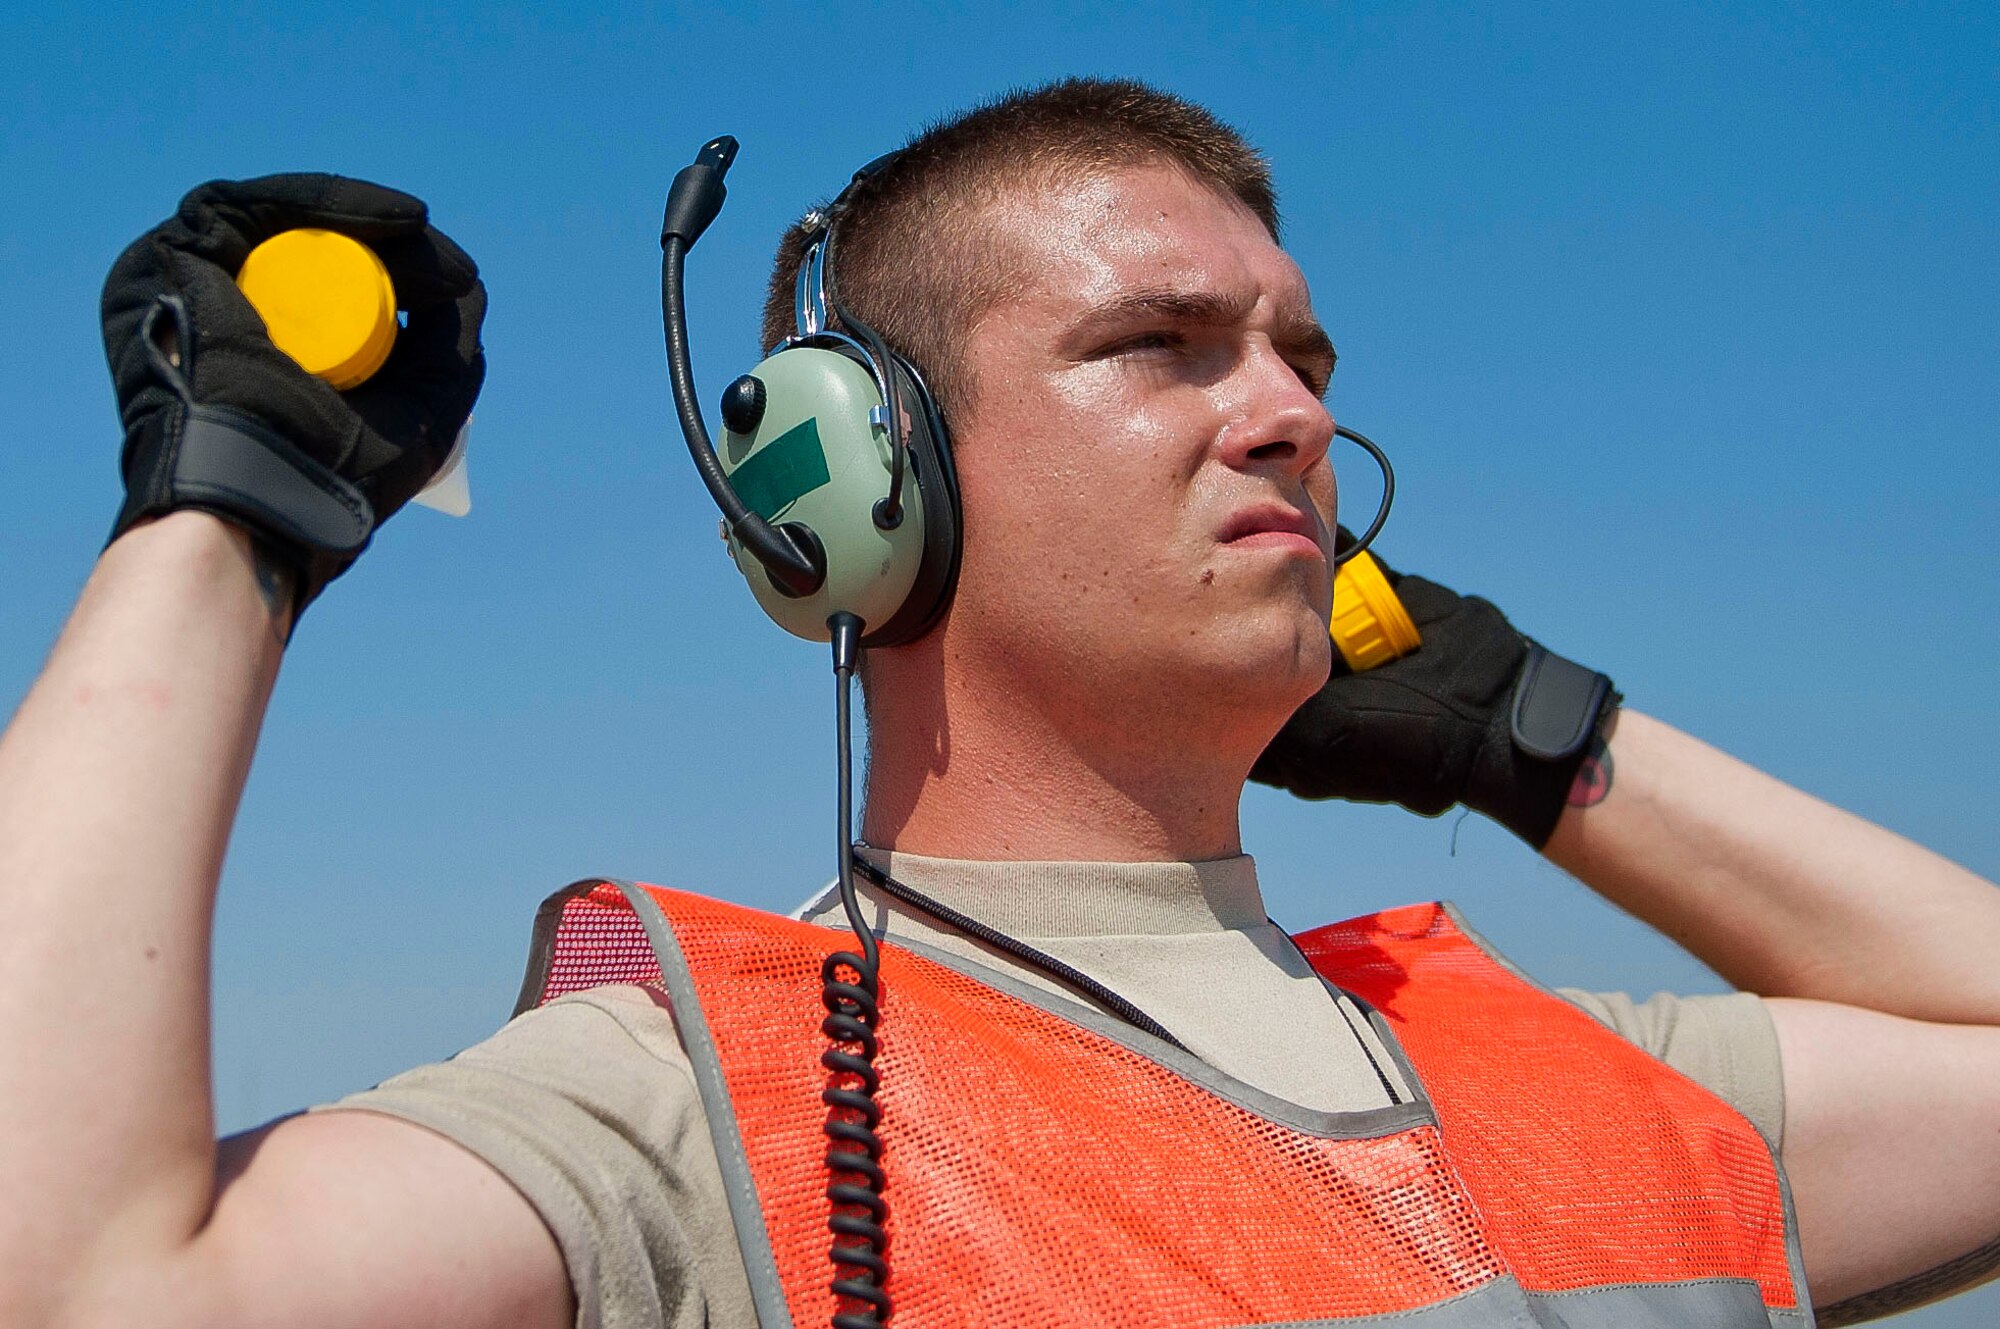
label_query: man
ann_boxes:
[1,78,1995,1329]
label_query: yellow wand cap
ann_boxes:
[1330,548,1422,671]
[236,229,398,390]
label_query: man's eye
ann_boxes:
[1110,331,1182,354]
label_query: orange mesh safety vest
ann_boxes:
[518,881,1811,1329]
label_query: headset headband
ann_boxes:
[786,150,915,529]
[791,149,904,338]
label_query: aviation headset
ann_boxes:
[661,137,960,649]
[657,135,1399,1329]
[660,134,1396,652]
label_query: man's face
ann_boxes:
[942,161,1340,749]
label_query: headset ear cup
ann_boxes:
[717,344,933,641]
[860,352,962,648]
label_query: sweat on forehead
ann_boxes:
[758,78,1281,420]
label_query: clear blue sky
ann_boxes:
[3,4,1995,1322]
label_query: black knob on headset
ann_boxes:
[720,374,767,435]
[767,521,826,598]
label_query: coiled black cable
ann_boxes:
[821,612,891,1329]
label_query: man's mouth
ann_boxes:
[1218,503,1328,559]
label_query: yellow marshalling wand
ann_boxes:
[237,228,471,515]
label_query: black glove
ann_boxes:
[1251,533,1618,848]
[101,173,486,614]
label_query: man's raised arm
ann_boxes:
[1256,537,2000,1321]
[0,177,570,1329]
[1544,708,2000,1320]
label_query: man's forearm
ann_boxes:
[0,512,287,1317]
[1543,708,2000,1025]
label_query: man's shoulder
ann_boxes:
[539,981,688,1054]
[328,981,695,1121]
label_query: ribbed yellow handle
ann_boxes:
[1330,549,1422,671]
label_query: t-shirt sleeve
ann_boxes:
[310,984,754,1329]
[1556,988,1786,1149]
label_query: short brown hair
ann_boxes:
[758,78,1279,422]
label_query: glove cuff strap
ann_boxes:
[1469,645,1619,849]
[1511,645,1616,761]
[112,403,376,609]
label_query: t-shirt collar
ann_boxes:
[852,844,1266,938]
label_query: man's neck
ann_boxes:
[859,661,1253,863]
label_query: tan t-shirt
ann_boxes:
[320,852,1784,1329]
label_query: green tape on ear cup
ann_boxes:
[731,417,832,520]
[719,347,927,641]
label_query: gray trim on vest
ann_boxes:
[1361,1001,1430,1109]
[1440,903,1815,1329]
[512,882,588,1017]
[1764,1131,1817,1329]
[1258,1275,1540,1327]
[1523,1277,1800,1328]
[884,931,1441,1140]
[1437,902,1546,990]
[589,879,796,1329]
[1253,1273,1790,1327]
[1315,979,1431,1112]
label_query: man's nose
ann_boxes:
[1217,345,1335,477]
